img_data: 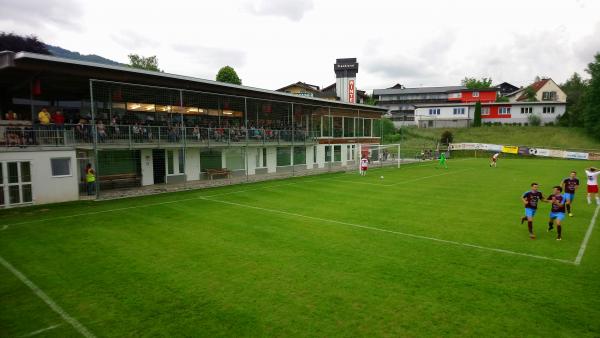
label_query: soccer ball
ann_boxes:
[380,176,384,179]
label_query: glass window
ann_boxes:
[364,119,372,137]
[20,162,31,182]
[276,147,291,166]
[325,145,332,162]
[9,185,20,204]
[0,187,4,206]
[313,146,317,163]
[293,147,306,165]
[178,149,185,174]
[343,117,354,137]
[51,158,71,177]
[334,145,342,162]
[8,162,18,184]
[262,148,267,167]
[21,184,32,203]
[167,150,174,175]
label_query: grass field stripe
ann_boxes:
[200,197,575,265]
[574,205,600,265]
[20,323,63,337]
[0,256,96,338]
[385,168,473,186]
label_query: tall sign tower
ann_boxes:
[334,58,359,103]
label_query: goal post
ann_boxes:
[357,143,402,171]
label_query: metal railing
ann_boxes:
[0,124,323,148]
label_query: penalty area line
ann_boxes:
[574,204,600,265]
[200,197,575,265]
[0,256,96,338]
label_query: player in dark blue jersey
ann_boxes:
[547,186,567,241]
[561,171,579,217]
[521,183,546,239]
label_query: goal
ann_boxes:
[357,144,401,170]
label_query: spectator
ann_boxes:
[52,110,65,130]
[97,120,107,142]
[38,108,51,126]
[85,163,96,196]
[5,110,18,120]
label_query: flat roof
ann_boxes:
[0,51,385,113]
[373,86,466,95]
[413,101,566,108]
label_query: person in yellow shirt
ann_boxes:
[38,108,51,126]
[85,163,96,195]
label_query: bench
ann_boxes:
[205,168,231,180]
[98,173,141,189]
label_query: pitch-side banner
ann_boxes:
[450,143,592,160]
[501,146,519,154]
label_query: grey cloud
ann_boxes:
[171,43,247,68]
[244,0,314,21]
[574,22,600,64]
[0,0,83,30]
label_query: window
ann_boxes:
[325,145,332,162]
[313,146,317,163]
[543,106,556,114]
[334,145,342,162]
[428,108,440,115]
[256,148,267,168]
[472,91,480,97]
[293,147,306,165]
[2,161,33,206]
[167,150,174,175]
[520,107,533,114]
[448,93,461,99]
[481,107,490,116]
[178,149,185,174]
[263,148,267,167]
[499,107,511,115]
[453,108,465,115]
[542,91,557,101]
[51,158,71,177]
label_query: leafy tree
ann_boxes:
[560,72,588,127]
[440,130,454,145]
[473,101,482,127]
[128,54,162,72]
[583,53,600,140]
[522,86,538,102]
[362,93,377,106]
[0,32,50,54]
[495,96,509,102]
[216,66,242,85]
[461,77,492,89]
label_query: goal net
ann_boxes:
[357,144,401,170]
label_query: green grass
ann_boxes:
[387,126,600,151]
[1,158,600,337]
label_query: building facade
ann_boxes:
[0,51,386,208]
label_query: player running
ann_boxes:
[521,183,545,239]
[585,167,600,205]
[561,171,579,217]
[489,153,500,167]
[437,151,448,169]
[547,186,566,241]
[360,156,369,176]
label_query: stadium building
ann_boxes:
[0,51,386,207]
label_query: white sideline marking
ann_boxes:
[20,323,63,337]
[574,205,600,265]
[200,197,575,265]
[0,256,96,338]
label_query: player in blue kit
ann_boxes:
[561,171,579,217]
[547,186,567,241]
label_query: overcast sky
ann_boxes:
[1,0,600,92]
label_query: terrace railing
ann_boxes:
[0,124,321,148]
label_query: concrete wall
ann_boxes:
[185,148,201,181]
[0,150,78,206]
[266,147,277,173]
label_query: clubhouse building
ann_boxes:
[0,51,386,207]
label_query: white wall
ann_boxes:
[316,144,326,168]
[306,145,315,169]
[0,150,79,205]
[140,149,154,186]
[266,147,277,173]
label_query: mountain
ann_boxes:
[45,44,124,66]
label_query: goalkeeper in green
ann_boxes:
[437,151,448,169]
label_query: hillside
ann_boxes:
[387,126,600,151]
[45,44,123,66]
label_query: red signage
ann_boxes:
[348,80,355,103]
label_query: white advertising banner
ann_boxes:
[565,152,589,160]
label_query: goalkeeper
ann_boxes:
[437,151,448,169]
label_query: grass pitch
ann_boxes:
[1,158,600,337]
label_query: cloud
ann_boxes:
[111,30,159,50]
[0,0,83,30]
[171,43,247,68]
[574,22,600,65]
[244,0,314,21]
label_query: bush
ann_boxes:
[527,114,542,126]
[440,130,454,145]
[545,122,554,126]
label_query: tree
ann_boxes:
[216,66,242,85]
[527,114,541,126]
[128,54,161,72]
[440,130,454,145]
[0,32,50,54]
[362,93,377,106]
[522,86,538,102]
[461,77,492,89]
[560,72,588,127]
[583,53,600,140]
[473,101,482,127]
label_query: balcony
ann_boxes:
[0,124,321,150]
